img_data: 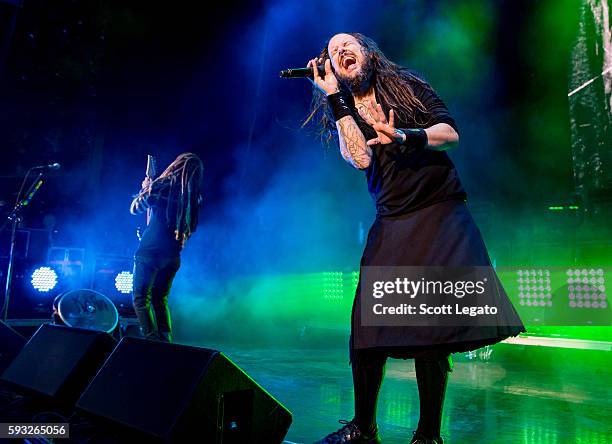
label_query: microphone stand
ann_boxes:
[2,170,45,321]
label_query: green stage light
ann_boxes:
[547,205,580,211]
[517,269,552,307]
[567,268,607,309]
[323,271,344,300]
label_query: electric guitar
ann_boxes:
[145,154,157,225]
[136,154,157,240]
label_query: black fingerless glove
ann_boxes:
[399,128,428,151]
[326,91,352,122]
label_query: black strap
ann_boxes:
[326,91,353,121]
[399,128,428,150]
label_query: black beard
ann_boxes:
[337,56,374,95]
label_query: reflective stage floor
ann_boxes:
[205,343,611,444]
[0,325,609,443]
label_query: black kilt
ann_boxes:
[351,199,526,359]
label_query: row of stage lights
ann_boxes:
[323,268,608,311]
[30,266,134,294]
[29,266,609,308]
[516,268,607,310]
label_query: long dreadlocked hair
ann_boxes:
[303,33,433,145]
[151,152,203,245]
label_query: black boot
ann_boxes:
[414,356,451,443]
[410,430,444,444]
[313,419,381,444]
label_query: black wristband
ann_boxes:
[326,91,352,122]
[400,128,428,150]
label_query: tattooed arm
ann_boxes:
[307,57,372,170]
[336,115,372,169]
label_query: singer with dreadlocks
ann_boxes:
[305,34,525,444]
[129,152,203,342]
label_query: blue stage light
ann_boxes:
[31,266,58,292]
[114,271,133,294]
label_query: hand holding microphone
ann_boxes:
[306,58,339,96]
[280,57,351,123]
[280,58,339,95]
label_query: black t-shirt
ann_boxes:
[353,73,466,217]
[134,182,182,258]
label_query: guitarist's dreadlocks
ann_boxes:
[131,152,203,246]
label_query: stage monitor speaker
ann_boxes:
[76,337,292,444]
[0,320,26,373]
[1,323,116,404]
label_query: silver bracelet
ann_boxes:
[394,129,407,143]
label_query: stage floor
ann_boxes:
[200,343,611,444]
[1,333,610,443]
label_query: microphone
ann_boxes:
[279,64,327,79]
[33,163,61,170]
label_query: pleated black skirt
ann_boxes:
[351,199,526,359]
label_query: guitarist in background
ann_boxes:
[129,152,204,342]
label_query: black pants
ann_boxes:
[352,348,452,440]
[132,255,180,342]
